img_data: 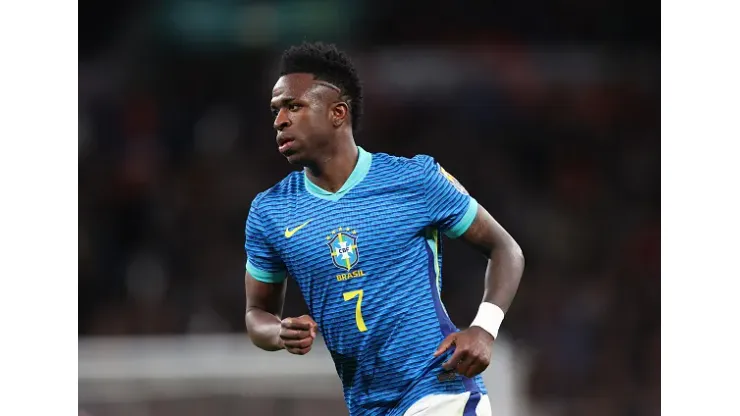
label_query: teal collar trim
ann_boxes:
[304,147,372,201]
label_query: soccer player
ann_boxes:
[245,42,525,416]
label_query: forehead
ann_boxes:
[271,73,337,104]
[272,73,317,99]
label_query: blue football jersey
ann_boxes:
[245,147,487,415]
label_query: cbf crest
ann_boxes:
[327,227,359,271]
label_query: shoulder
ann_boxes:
[368,151,437,178]
[373,152,465,194]
[250,171,303,213]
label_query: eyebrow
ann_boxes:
[270,96,296,107]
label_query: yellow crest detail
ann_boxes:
[439,165,469,195]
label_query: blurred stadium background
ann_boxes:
[78,0,660,415]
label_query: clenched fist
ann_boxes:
[279,315,318,355]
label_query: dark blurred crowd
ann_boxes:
[79,1,659,414]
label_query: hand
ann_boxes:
[279,315,318,355]
[433,326,495,378]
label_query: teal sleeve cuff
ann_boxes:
[246,260,287,283]
[445,198,479,239]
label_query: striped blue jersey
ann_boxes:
[245,147,487,415]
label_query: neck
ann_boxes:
[305,138,359,193]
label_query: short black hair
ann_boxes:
[279,42,363,131]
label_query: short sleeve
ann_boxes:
[245,197,287,283]
[418,156,478,239]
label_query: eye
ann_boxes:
[288,103,301,112]
[270,107,279,117]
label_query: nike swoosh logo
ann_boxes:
[284,220,312,238]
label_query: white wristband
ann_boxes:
[470,302,505,339]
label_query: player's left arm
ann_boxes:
[434,204,525,378]
[421,159,524,377]
[459,204,524,315]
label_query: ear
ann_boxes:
[331,102,350,127]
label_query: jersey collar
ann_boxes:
[304,146,372,201]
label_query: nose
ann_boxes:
[273,108,291,131]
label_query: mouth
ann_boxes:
[277,135,297,154]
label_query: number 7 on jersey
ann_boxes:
[343,289,368,332]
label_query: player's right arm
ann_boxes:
[245,274,318,354]
[245,271,286,351]
[244,197,318,354]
